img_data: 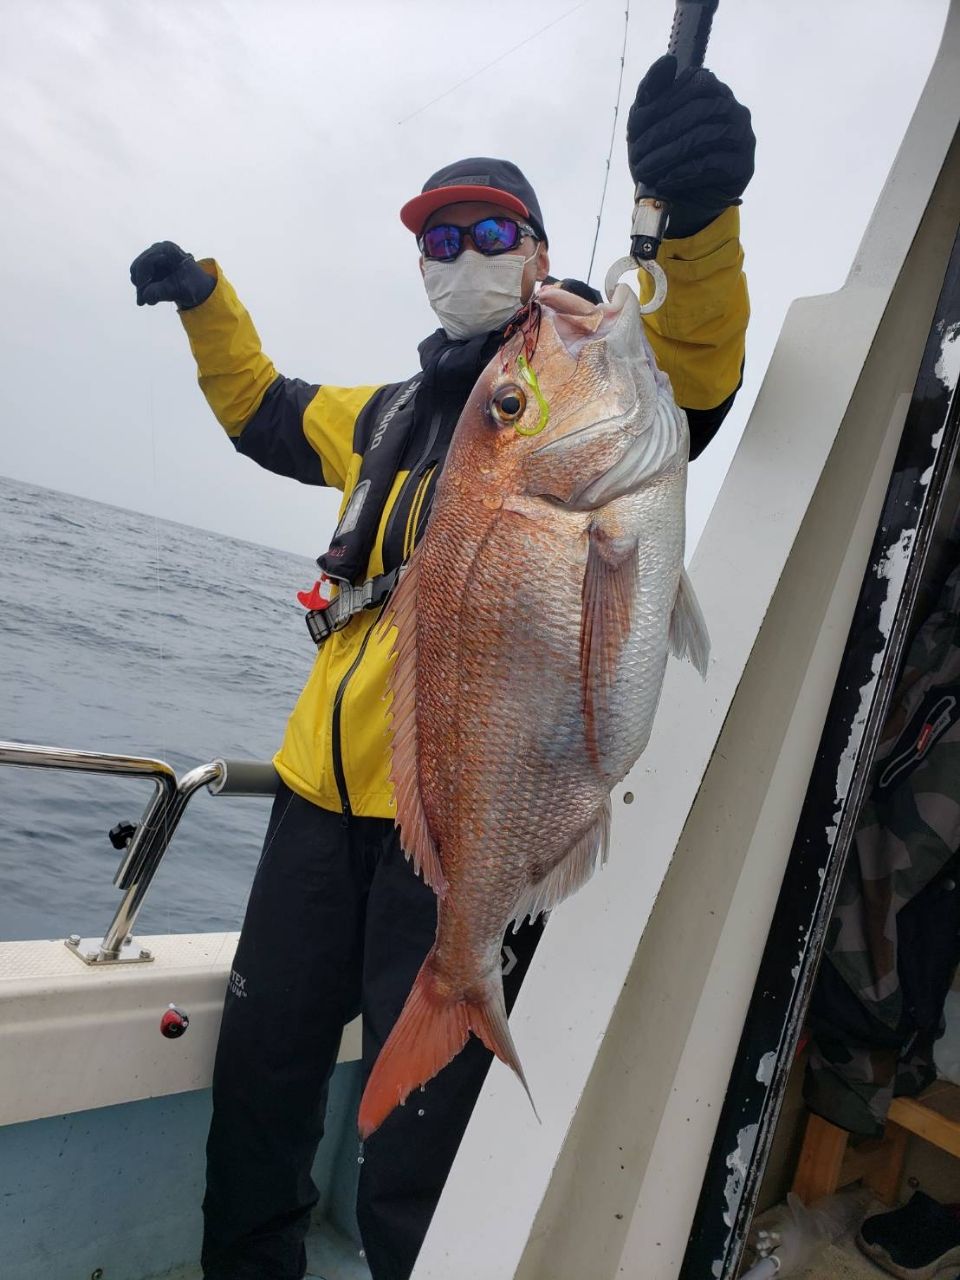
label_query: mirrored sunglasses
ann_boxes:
[419,216,537,262]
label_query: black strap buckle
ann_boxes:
[304,568,401,649]
[305,608,338,646]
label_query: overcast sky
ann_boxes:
[0,0,949,557]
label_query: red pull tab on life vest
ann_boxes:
[297,575,336,611]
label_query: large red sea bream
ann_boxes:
[358,283,709,1138]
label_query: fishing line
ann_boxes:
[253,787,295,875]
[398,0,590,125]
[148,377,174,932]
[148,381,165,744]
[586,0,631,287]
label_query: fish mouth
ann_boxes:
[540,282,638,358]
[529,285,682,509]
[530,285,645,451]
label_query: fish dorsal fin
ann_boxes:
[580,524,639,766]
[384,547,447,894]
[670,569,710,678]
[510,799,611,929]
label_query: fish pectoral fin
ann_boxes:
[580,524,639,765]
[386,545,447,894]
[669,569,710,678]
[511,799,611,929]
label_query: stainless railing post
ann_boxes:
[0,741,274,965]
[98,760,223,958]
[0,741,177,795]
[113,779,179,889]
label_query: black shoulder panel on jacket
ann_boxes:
[686,362,744,461]
[234,375,325,484]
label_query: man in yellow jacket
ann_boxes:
[131,54,754,1280]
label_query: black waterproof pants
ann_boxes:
[201,782,543,1280]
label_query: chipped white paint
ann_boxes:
[756,1052,777,1086]
[921,427,947,486]
[833,524,914,818]
[935,319,960,391]
[826,377,954,857]
[722,1124,759,1229]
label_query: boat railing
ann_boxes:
[0,740,277,965]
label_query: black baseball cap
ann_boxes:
[400,157,547,244]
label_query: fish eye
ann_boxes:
[490,384,526,425]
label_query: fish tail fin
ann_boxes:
[358,952,469,1140]
[357,955,536,1139]
[469,973,539,1124]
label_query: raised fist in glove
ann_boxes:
[129,241,216,309]
[626,54,755,239]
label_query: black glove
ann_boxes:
[130,241,216,309]
[626,54,755,239]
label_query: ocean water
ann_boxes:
[0,474,316,942]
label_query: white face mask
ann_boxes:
[422,247,539,340]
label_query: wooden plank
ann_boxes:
[834,1127,910,1206]
[888,1081,960,1158]
[792,1113,849,1203]
[862,1122,909,1205]
[791,1085,960,1216]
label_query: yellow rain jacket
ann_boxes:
[179,206,749,817]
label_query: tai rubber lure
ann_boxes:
[514,353,550,437]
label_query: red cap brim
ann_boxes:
[400,185,530,236]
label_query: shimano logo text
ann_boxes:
[369,380,420,451]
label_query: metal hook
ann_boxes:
[604,256,668,314]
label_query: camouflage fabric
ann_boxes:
[805,559,960,1135]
